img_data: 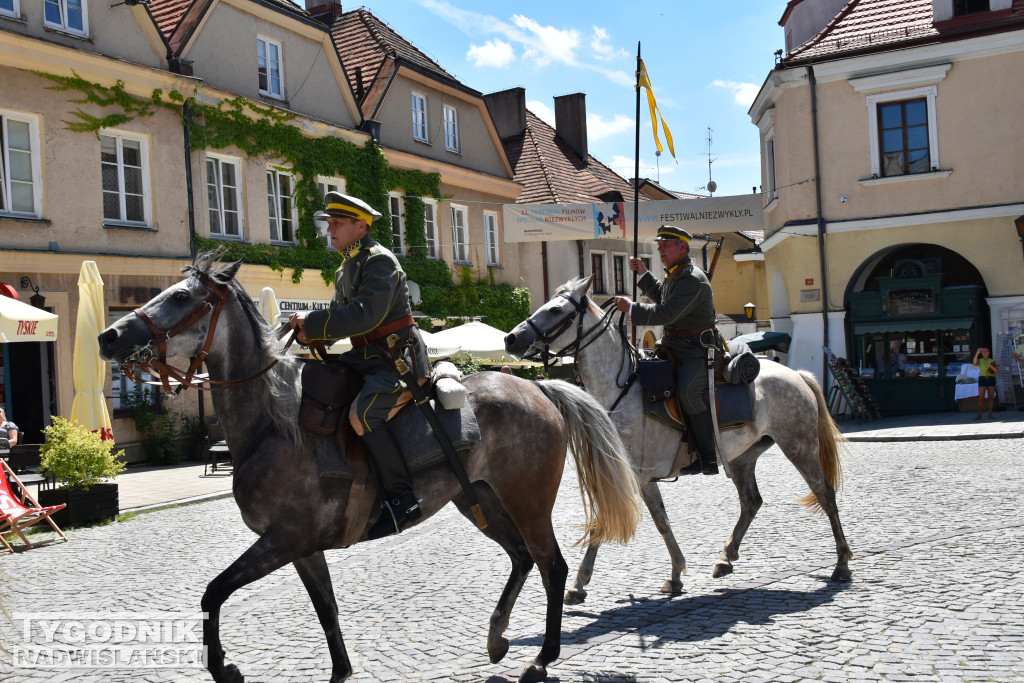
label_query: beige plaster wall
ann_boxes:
[0,1,163,69]
[183,4,355,128]
[764,82,818,235]
[378,75,509,178]
[764,235,824,318]
[1,66,191,258]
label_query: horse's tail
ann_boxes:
[536,379,642,547]
[795,370,846,511]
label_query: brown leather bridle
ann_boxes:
[121,271,287,394]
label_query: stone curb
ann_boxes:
[844,431,1024,442]
[120,490,234,516]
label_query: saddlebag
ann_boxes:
[638,358,675,404]
[300,361,350,436]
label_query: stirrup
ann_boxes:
[366,497,422,540]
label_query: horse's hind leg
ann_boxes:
[495,495,568,683]
[293,552,352,682]
[641,482,687,594]
[453,486,534,665]
[564,540,598,605]
[202,531,304,683]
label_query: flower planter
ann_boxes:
[38,482,119,527]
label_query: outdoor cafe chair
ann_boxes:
[0,458,68,550]
[0,513,13,554]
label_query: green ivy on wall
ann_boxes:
[35,70,530,318]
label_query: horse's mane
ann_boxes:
[554,277,604,319]
[185,251,304,447]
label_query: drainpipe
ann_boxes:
[541,241,550,302]
[808,65,830,381]
[183,99,197,259]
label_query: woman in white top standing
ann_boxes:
[0,407,18,447]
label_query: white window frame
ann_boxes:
[205,153,243,240]
[100,129,152,227]
[450,204,468,263]
[0,110,43,218]
[864,85,940,179]
[411,91,428,142]
[44,0,87,36]
[764,129,777,204]
[423,198,439,259]
[612,252,628,294]
[590,250,607,295]
[0,0,20,19]
[257,35,284,99]
[443,105,460,152]
[483,211,499,266]
[267,167,297,244]
[108,311,159,411]
[389,192,405,256]
[316,177,346,249]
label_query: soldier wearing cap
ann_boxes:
[290,191,431,537]
[614,225,719,475]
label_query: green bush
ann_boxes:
[40,417,126,491]
[123,391,184,465]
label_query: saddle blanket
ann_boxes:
[644,382,754,431]
[315,399,480,479]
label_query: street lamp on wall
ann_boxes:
[744,302,756,321]
[20,277,45,309]
[1015,215,1024,259]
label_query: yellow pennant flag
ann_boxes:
[638,59,676,160]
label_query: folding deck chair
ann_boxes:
[0,459,68,550]
[0,513,13,553]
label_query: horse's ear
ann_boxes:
[573,275,594,299]
[219,259,243,281]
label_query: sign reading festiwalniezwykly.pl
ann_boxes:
[502,194,764,243]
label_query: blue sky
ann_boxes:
[351,0,791,198]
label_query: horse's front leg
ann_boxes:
[293,552,352,682]
[641,482,687,593]
[202,531,305,683]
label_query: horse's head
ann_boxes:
[504,275,594,360]
[98,256,243,368]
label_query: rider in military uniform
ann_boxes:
[290,192,431,537]
[614,225,719,475]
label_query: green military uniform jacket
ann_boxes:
[305,235,430,381]
[631,257,716,353]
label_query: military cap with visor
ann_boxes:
[314,192,382,225]
[654,225,692,242]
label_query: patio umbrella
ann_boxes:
[428,321,540,366]
[727,330,791,354]
[257,287,280,326]
[0,293,58,342]
[70,261,113,440]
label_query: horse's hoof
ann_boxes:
[712,562,733,578]
[518,663,547,683]
[213,664,244,683]
[487,637,510,664]
[660,579,683,594]
[563,588,587,605]
[831,566,852,582]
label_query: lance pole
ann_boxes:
[631,42,641,346]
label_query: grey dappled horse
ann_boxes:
[98,255,642,683]
[505,277,852,605]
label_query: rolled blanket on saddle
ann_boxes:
[721,346,761,385]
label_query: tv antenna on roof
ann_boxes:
[697,126,717,196]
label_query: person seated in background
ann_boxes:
[0,407,19,447]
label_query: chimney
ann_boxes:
[483,87,527,139]
[305,0,343,25]
[554,92,587,162]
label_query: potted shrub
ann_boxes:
[38,417,126,527]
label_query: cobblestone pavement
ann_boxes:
[2,438,1023,682]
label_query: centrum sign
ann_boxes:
[501,193,764,243]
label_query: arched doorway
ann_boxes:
[843,244,988,415]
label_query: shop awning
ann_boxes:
[0,293,58,342]
[853,318,973,335]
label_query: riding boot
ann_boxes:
[361,429,422,540]
[680,412,719,476]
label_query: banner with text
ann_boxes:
[502,194,763,243]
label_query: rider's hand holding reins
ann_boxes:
[289,312,311,345]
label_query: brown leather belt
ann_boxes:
[351,314,415,348]
[664,322,715,339]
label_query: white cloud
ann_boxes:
[528,100,556,127]
[590,26,628,61]
[712,80,760,108]
[467,39,515,67]
[587,113,633,140]
[511,14,581,67]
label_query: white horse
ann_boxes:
[505,277,852,605]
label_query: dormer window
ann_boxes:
[44,0,87,36]
[257,36,284,99]
[954,0,988,15]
